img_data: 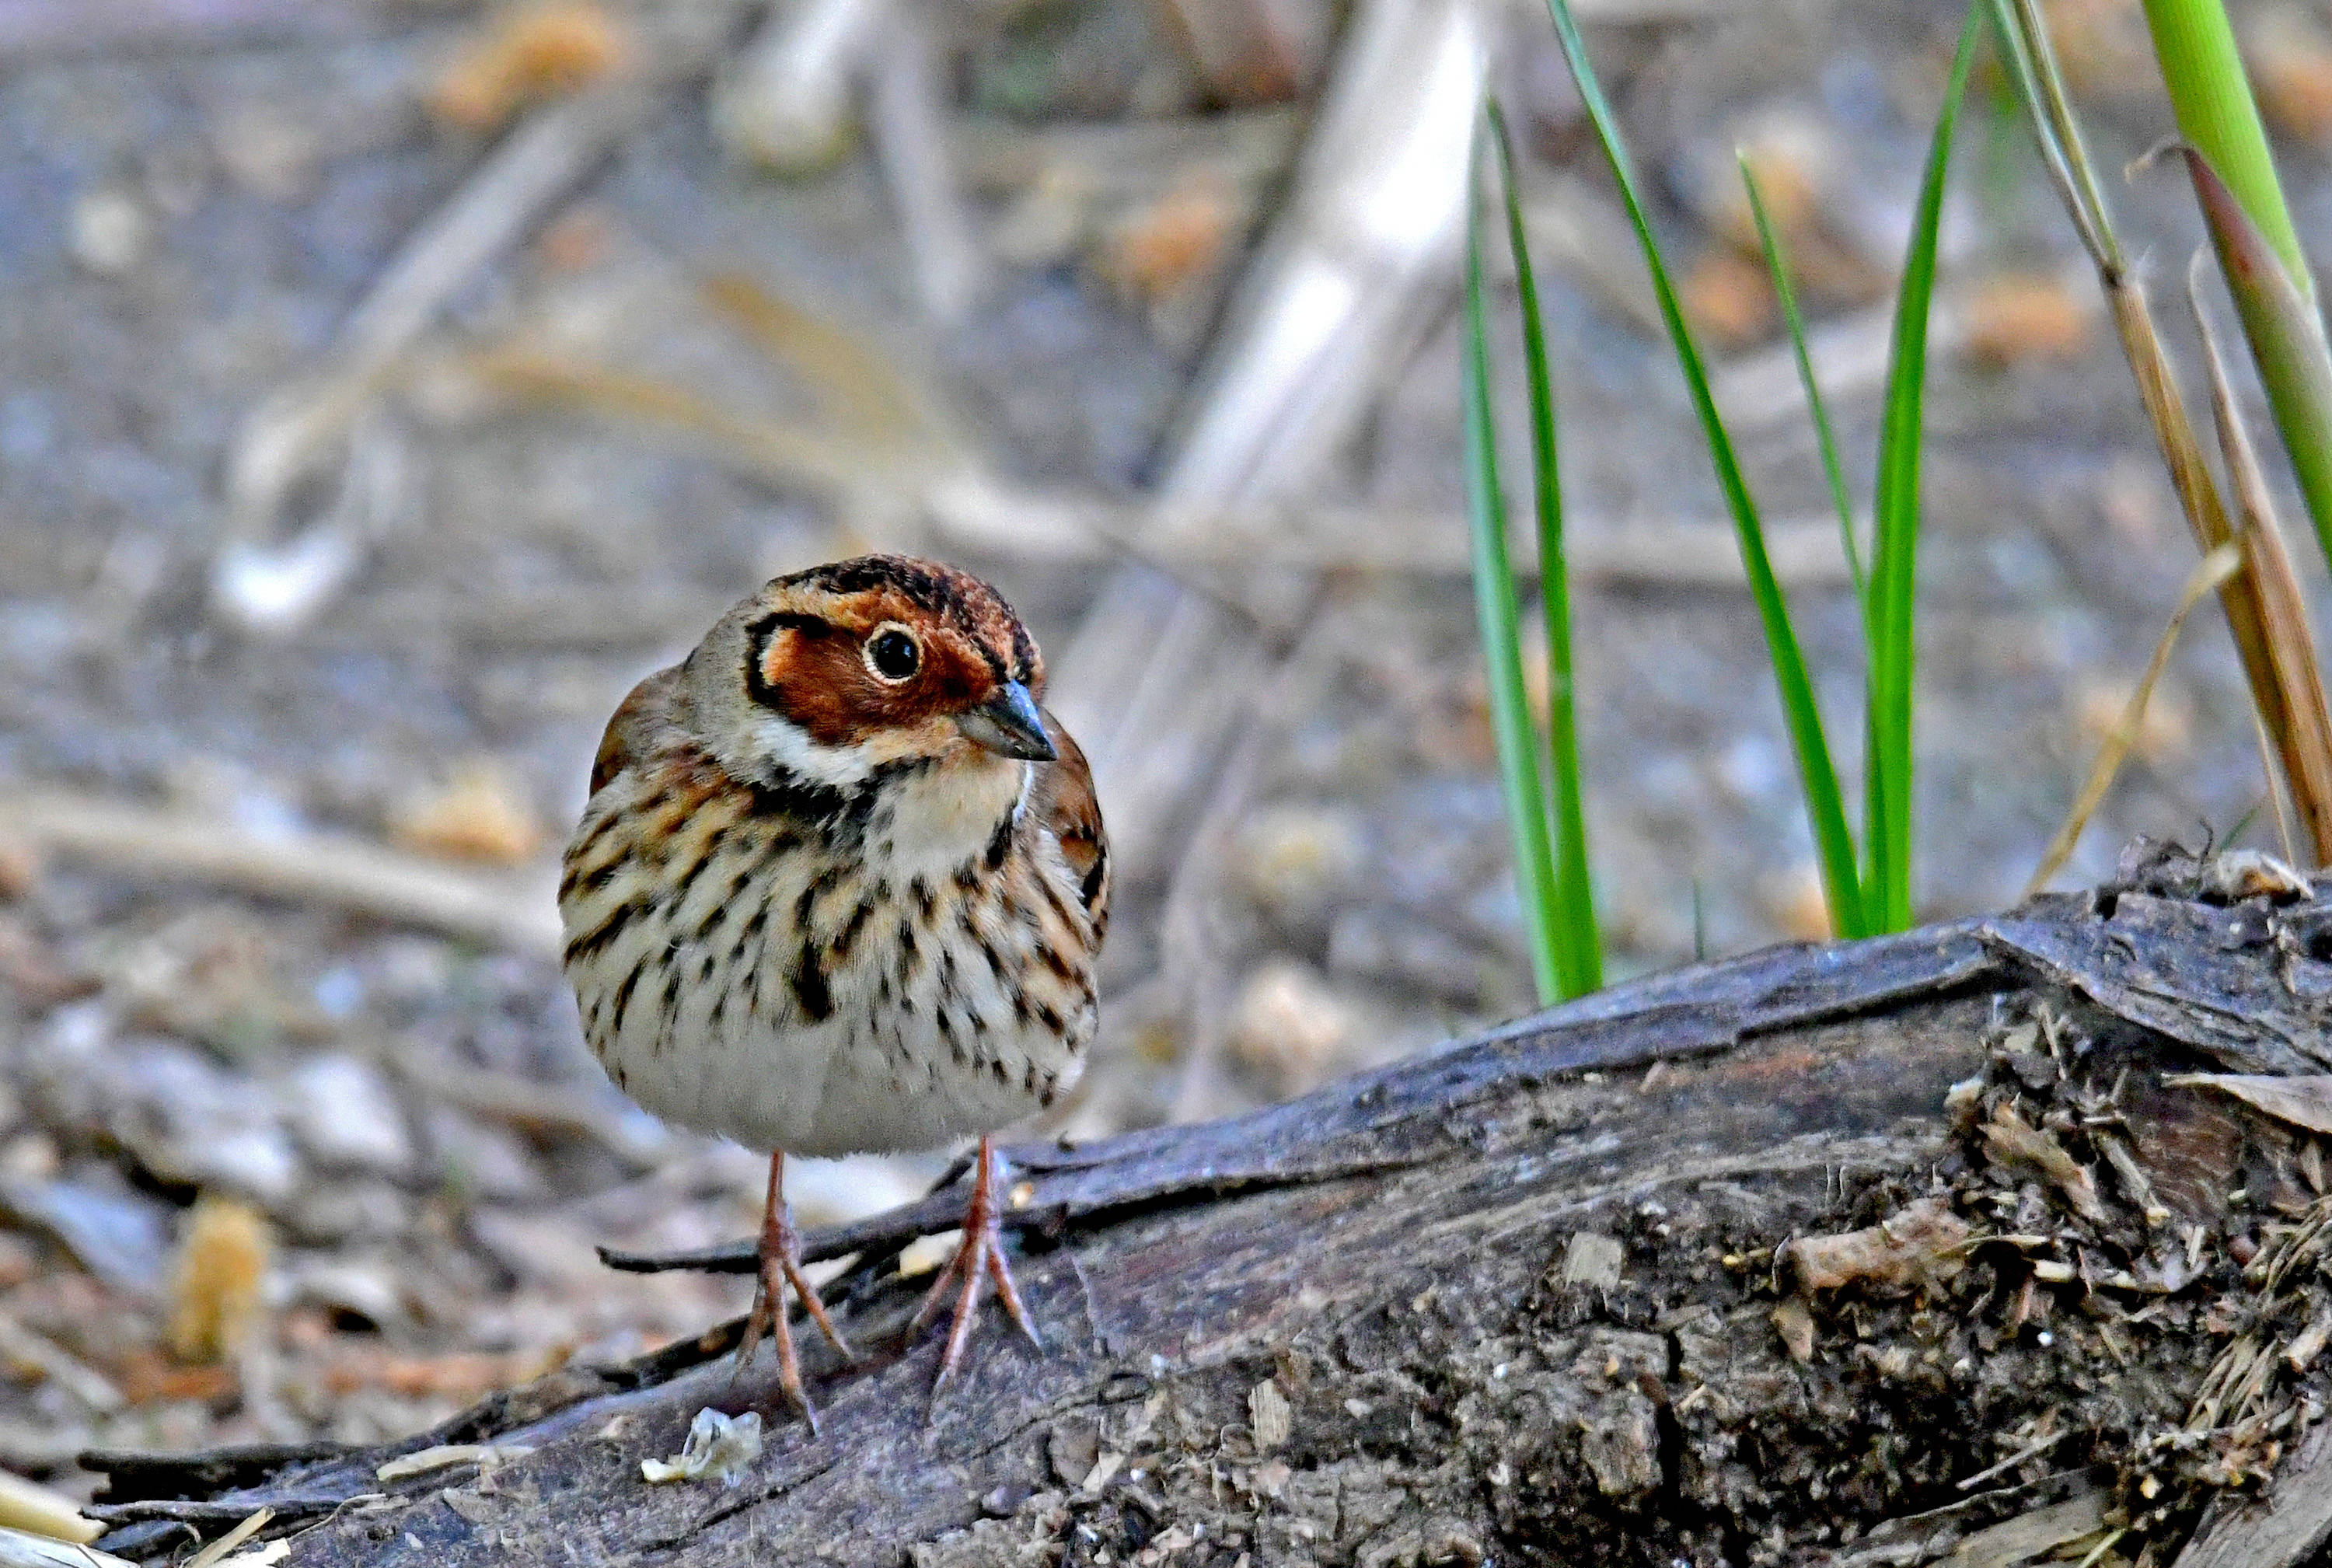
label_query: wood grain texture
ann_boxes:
[82,881,2332,1566]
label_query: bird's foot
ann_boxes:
[907,1136,1042,1391]
[735,1154,854,1433]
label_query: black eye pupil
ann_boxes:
[871,630,919,679]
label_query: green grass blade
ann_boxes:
[1462,124,1566,1006]
[1864,7,1979,933]
[2140,0,2312,305]
[1740,155,1866,621]
[1540,0,1866,939]
[1488,102,1600,998]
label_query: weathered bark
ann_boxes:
[79,868,2332,1566]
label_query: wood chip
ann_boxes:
[183,1507,273,1568]
[1772,1297,1816,1364]
[377,1444,496,1483]
[1562,1233,1625,1291]
[2285,1306,2332,1373]
[1248,1381,1291,1451]
[1945,1491,2108,1568]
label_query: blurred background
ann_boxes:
[0,0,2317,1492]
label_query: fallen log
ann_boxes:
[78,852,2332,1566]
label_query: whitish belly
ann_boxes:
[574,853,1092,1158]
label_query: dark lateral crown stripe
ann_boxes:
[770,556,1037,685]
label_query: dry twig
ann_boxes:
[0,793,559,955]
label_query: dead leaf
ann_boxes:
[427,2,629,133]
[1780,1197,1970,1294]
[166,1196,273,1365]
[2166,1074,2332,1136]
[389,763,546,866]
[1982,1104,2110,1223]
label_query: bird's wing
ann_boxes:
[1038,706,1110,939]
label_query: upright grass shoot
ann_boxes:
[1740,159,1866,617]
[1489,104,1601,997]
[1864,12,1981,933]
[1463,120,1573,1006]
[1538,0,2008,938]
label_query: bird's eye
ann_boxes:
[865,626,921,683]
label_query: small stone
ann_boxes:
[281,1179,412,1245]
[211,103,322,201]
[284,1055,412,1177]
[283,1255,405,1332]
[1049,1420,1101,1488]
[423,1108,544,1203]
[1580,1388,1662,1499]
[1227,961,1358,1095]
[0,1168,169,1297]
[69,189,150,276]
[58,1035,300,1205]
[980,1482,1032,1517]
[1234,805,1363,931]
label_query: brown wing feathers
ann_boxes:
[1039,708,1110,937]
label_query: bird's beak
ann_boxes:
[956,680,1056,761]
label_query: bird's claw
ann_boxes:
[907,1135,1042,1391]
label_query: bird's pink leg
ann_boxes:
[908,1135,1042,1389]
[735,1151,854,1431]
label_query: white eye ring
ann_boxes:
[863,623,922,683]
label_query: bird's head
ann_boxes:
[685,554,1054,792]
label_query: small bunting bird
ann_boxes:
[559,555,1109,1427]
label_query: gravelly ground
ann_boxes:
[0,0,2320,1500]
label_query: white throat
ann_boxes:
[870,753,1032,881]
[744,712,880,789]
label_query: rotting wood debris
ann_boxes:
[66,842,2332,1566]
